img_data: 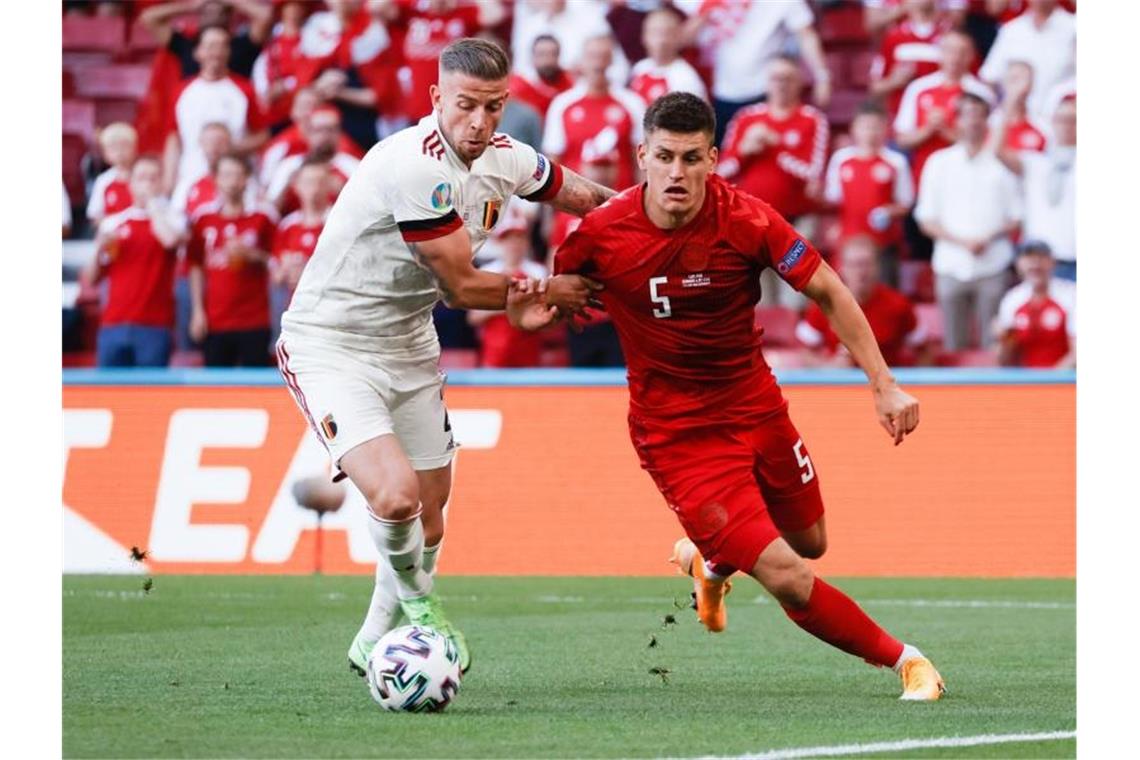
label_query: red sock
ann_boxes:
[782,577,904,667]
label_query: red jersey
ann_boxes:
[86,168,132,222]
[543,85,646,191]
[96,207,178,328]
[894,71,993,187]
[509,71,575,120]
[799,284,920,367]
[555,174,823,427]
[1002,115,1048,153]
[997,279,1075,368]
[718,103,829,219]
[271,208,326,289]
[870,18,951,117]
[396,1,481,118]
[187,201,278,332]
[823,146,914,248]
[252,30,320,128]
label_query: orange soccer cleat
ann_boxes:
[669,537,731,632]
[898,657,946,701]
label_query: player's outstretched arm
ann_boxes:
[548,167,618,217]
[802,261,920,446]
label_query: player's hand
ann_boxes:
[506,278,558,332]
[542,274,604,319]
[874,380,919,446]
[812,76,832,108]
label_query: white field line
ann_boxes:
[683,729,1076,760]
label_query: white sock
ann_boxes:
[703,560,727,583]
[356,559,401,645]
[892,643,924,673]
[422,540,443,576]
[367,512,433,601]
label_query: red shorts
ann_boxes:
[630,408,824,574]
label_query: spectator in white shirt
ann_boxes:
[627,8,708,106]
[511,0,631,87]
[979,0,1075,119]
[993,92,1076,280]
[915,93,1022,350]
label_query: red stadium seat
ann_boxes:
[825,89,866,132]
[914,303,944,344]
[128,17,161,54]
[63,99,96,142]
[818,2,870,46]
[95,98,140,127]
[62,351,98,368]
[755,306,801,348]
[63,70,77,98]
[938,348,998,367]
[847,50,876,89]
[899,260,936,303]
[825,51,849,91]
[62,134,88,208]
[73,64,153,100]
[62,15,127,53]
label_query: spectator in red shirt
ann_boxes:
[718,55,830,223]
[83,156,185,368]
[823,101,914,286]
[252,0,321,131]
[468,206,548,368]
[172,122,260,216]
[270,158,331,343]
[164,24,270,195]
[990,60,1048,153]
[996,240,1075,368]
[868,0,953,119]
[188,153,278,367]
[265,106,361,212]
[797,235,926,367]
[543,35,646,194]
[87,122,138,228]
[509,34,575,123]
[382,0,506,120]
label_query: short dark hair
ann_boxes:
[855,99,887,119]
[956,92,991,115]
[532,34,560,52]
[440,38,510,81]
[215,151,251,175]
[195,22,231,48]
[643,92,716,143]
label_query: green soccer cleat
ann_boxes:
[346,632,376,678]
[401,593,471,674]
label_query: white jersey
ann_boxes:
[281,113,562,346]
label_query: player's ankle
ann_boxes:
[892,643,924,673]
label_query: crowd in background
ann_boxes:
[62,0,1076,371]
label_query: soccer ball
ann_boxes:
[365,625,462,712]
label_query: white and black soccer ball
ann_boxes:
[365,625,462,713]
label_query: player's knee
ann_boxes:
[763,561,815,609]
[363,482,421,522]
[796,533,827,559]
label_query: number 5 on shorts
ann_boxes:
[793,438,815,484]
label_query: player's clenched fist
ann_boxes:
[541,274,604,319]
[873,381,920,446]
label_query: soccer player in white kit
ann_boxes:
[276,39,615,676]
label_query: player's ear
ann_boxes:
[429,83,442,111]
[637,142,647,171]
[708,144,718,167]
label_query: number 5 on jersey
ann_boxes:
[649,276,671,319]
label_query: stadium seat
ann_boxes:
[914,303,944,344]
[938,348,998,367]
[74,64,152,100]
[128,17,161,55]
[755,306,801,348]
[825,52,849,91]
[62,15,126,53]
[63,70,76,98]
[170,351,205,368]
[818,2,870,46]
[62,134,88,207]
[899,260,936,303]
[825,89,865,131]
[95,98,140,127]
[63,99,96,143]
[62,351,98,368]
[847,50,876,89]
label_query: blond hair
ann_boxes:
[98,122,138,150]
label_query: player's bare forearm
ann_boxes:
[802,262,893,389]
[407,233,511,310]
[549,167,616,217]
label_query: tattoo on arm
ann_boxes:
[551,168,617,217]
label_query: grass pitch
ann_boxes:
[63,575,1074,758]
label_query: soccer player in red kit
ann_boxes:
[546,93,945,700]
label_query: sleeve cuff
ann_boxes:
[521,161,564,202]
[398,210,463,243]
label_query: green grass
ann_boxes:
[63,576,1074,759]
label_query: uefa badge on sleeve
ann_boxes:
[430,183,452,212]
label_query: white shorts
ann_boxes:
[276,325,457,480]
